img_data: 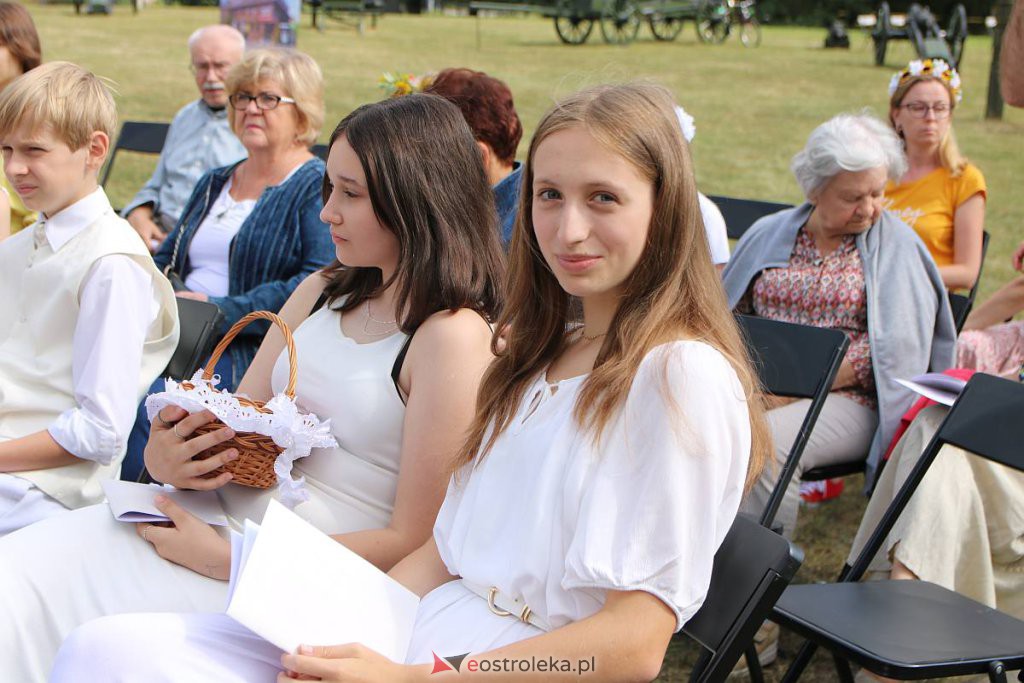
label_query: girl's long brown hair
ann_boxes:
[456,83,770,491]
[320,94,505,329]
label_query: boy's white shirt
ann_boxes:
[33,187,159,464]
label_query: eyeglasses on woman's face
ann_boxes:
[228,92,297,111]
[900,101,952,119]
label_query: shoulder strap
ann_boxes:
[310,291,329,316]
[391,332,414,404]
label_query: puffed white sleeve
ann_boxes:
[698,193,730,265]
[562,341,752,630]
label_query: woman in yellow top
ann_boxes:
[0,1,42,237]
[885,59,985,291]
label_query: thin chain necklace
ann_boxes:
[578,328,608,342]
[363,299,398,337]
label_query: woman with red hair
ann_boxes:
[426,68,523,245]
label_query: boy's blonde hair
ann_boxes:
[0,61,117,150]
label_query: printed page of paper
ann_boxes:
[895,378,959,407]
[101,479,229,526]
[226,500,420,661]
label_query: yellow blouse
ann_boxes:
[883,164,986,267]
[2,174,38,234]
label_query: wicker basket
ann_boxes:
[183,310,298,489]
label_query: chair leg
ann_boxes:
[988,660,1008,683]
[744,644,765,683]
[780,640,818,683]
[832,653,855,683]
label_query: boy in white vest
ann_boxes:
[0,62,179,535]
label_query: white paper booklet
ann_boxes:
[225,500,421,661]
[101,479,229,526]
[895,372,967,407]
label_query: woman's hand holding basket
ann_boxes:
[144,406,240,490]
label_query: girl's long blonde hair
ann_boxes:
[455,82,770,491]
[889,76,967,177]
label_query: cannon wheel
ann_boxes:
[696,0,728,44]
[872,1,891,66]
[739,17,761,47]
[947,3,967,67]
[554,0,595,44]
[600,0,641,44]
[648,11,685,41]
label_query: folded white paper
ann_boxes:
[226,500,421,660]
[101,479,229,526]
[895,373,967,407]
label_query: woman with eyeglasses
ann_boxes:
[118,48,334,483]
[153,47,333,392]
[885,59,986,291]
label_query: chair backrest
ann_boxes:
[99,121,171,188]
[311,143,329,162]
[948,230,991,334]
[735,315,850,527]
[684,514,803,682]
[707,195,794,241]
[845,373,1024,582]
[164,297,224,381]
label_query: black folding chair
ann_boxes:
[682,514,803,682]
[99,121,171,189]
[773,373,1024,682]
[736,315,849,529]
[708,195,794,241]
[949,230,991,333]
[165,297,224,382]
[123,297,224,484]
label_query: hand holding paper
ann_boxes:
[226,500,421,662]
[280,642,418,683]
[101,479,228,526]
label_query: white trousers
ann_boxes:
[51,613,284,683]
[0,503,227,682]
[740,394,878,539]
[0,472,67,537]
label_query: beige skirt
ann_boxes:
[848,404,1024,618]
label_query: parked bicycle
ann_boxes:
[697,0,761,47]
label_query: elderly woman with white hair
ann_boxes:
[723,112,956,544]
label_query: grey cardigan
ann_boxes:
[722,203,957,483]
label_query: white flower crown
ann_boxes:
[888,58,962,104]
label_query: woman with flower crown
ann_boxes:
[885,58,986,292]
[50,82,769,682]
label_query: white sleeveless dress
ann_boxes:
[0,304,409,682]
[50,341,752,683]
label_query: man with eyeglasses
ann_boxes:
[123,25,247,252]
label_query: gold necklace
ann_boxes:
[363,299,398,336]
[579,329,608,342]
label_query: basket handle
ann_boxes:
[202,310,297,399]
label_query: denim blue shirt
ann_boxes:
[122,100,246,226]
[154,158,333,389]
[494,162,522,246]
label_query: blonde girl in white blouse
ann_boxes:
[53,83,770,682]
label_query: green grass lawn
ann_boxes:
[32,5,1023,297]
[26,5,1024,680]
